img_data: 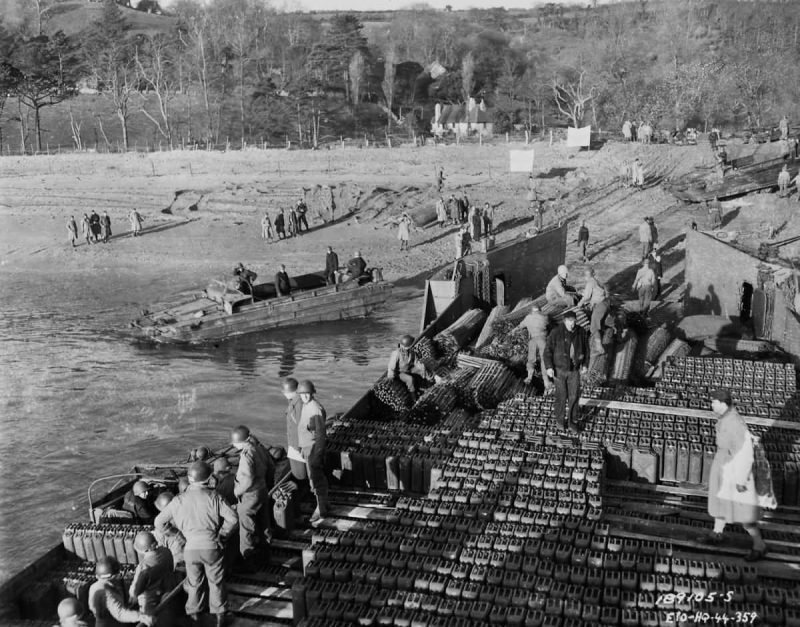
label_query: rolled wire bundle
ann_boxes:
[372,376,413,416]
[413,336,439,370]
[433,332,460,362]
[433,309,488,357]
[470,362,515,409]
[609,329,639,383]
[448,367,479,411]
[406,382,459,426]
[632,323,672,380]
[478,319,528,366]
[474,305,509,349]
[649,338,691,379]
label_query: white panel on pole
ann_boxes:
[567,126,591,147]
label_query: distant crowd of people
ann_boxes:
[67,209,144,247]
[260,199,310,241]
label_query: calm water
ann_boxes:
[0,268,419,583]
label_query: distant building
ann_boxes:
[431,98,494,138]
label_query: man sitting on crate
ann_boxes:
[387,335,430,402]
[544,310,589,434]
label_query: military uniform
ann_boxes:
[87,579,142,627]
[130,546,175,616]
[298,399,329,517]
[154,484,237,618]
[234,437,271,558]
[387,347,426,396]
[286,393,307,480]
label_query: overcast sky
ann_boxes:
[296,0,575,10]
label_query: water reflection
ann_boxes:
[279,338,297,378]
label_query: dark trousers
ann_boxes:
[184,547,226,616]
[325,270,336,285]
[297,215,309,231]
[579,240,588,259]
[237,488,270,558]
[554,370,581,426]
[302,443,329,515]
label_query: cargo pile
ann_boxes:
[433,309,488,362]
[372,376,414,415]
[62,522,153,565]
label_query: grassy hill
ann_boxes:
[45,1,177,37]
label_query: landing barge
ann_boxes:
[4,224,800,626]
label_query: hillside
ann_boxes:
[45,2,177,36]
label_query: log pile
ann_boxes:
[477,319,528,367]
[412,337,439,371]
[474,305,509,349]
[448,367,479,412]
[406,382,459,426]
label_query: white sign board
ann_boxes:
[509,150,535,173]
[567,126,591,147]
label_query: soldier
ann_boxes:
[296,199,309,232]
[778,164,791,193]
[153,492,185,567]
[129,209,143,237]
[708,197,723,229]
[123,480,157,524]
[67,216,78,247]
[88,557,149,626]
[577,220,589,262]
[516,305,551,390]
[274,210,286,239]
[345,251,367,282]
[231,425,271,566]
[282,377,307,481]
[780,115,790,140]
[545,265,578,309]
[260,213,274,241]
[632,258,657,316]
[154,461,238,627]
[482,202,494,236]
[638,217,653,260]
[387,334,428,401]
[81,213,92,245]
[101,211,112,243]
[130,531,176,625]
[436,196,447,228]
[275,264,291,297]
[55,597,91,627]
[213,458,237,507]
[436,166,444,192]
[325,246,339,285]
[297,380,330,523]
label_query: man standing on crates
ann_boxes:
[544,311,589,433]
[517,305,552,392]
[282,377,307,482]
[297,380,330,524]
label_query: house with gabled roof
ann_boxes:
[432,98,494,137]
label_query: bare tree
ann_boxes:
[348,50,364,108]
[552,69,596,128]
[461,51,475,103]
[136,35,178,148]
[382,47,397,132]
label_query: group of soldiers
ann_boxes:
[620,158,646,189]
[260,199,310,241]
[55,378,330,627]
[621,120,654,143]
[66,210,144,247]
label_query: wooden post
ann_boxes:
[525,130,529,145]
[549,130,553,147]
[506,132,509,143]
[479,133,482,146]
[151,161,156,176]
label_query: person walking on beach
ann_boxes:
[325,246,339,285]
[436,167,445,192]
[296,199,309,233]
[398,213,412,251]
[287,206,297,238]
[436,197,447,229]
[67,216,78,247]
[81,213,92,245]
[261,213,273,240]
[129,209,143,238]
[89,211,101,242]
[275,210,286,240]
[700,388,768,561]
[778,164,791,193]
[638,217,653,260]
[577,220,589,262]
[469,204,482,241]
[100,212,112,243]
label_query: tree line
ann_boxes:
[2,0,800,154]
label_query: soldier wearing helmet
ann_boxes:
[297,380,329,523]
[122,480,157,524]
[231,425,272,567]
[212,458,236,507]
[130,531,176,625]
[154,461,237,627]
[55,597,91,627]
[87,557,150,627]
[153,492,185,566]
[345,250,367,282]
[545,264,578,309]
[387,334,428,401]
[282,377,307,482]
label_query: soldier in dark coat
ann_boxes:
[325,247,339,285]
[89,211,102,242]
[274,210,286,239]
[275,264,291,296]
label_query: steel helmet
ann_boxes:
[399,335,414,348]
[193,446,211,461]
[231,425,250,444]
[557,265,568,278]
[95,556,120,579]
[132,480,149,497]
[155,491,174,511]
[134,530,157,553]
[297,380,316,394]
[187,461,213,484]
[57,597,83,619]
[213,458,231,473]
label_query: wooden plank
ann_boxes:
[230,617,288,627]
[228,593,293,619]
[581,397,800,431]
